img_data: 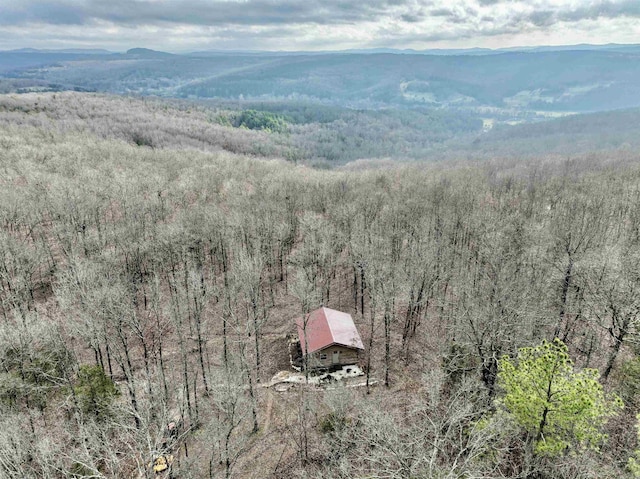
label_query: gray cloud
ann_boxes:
[4,0,637,30]
[430,8,454,17]
[422,0,640,35]
[367,0,640,48]
[0,0,415,27]
[559,0,640,22]
[0,0,639,51]
[528,10,555,27]
[400,12,426,23]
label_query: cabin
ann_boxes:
[294,307,364,370]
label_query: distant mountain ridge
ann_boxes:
[2,45,640,118]
[125,48,175,58]
[186,43,640,56]
[8,47,114,55]
[6,43,640,57]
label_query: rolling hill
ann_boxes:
[1,49,639,117]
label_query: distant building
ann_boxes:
[294,307,364,370]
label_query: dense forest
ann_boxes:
[2,92,640,168]
[2,92,640,478]
[0,92,483,165]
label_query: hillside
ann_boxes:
[0,92,294,158]
[0,92,482,164]
[3,92,640,168]
[451,106,640,159]
[1,93,640,478]
[2,49,640,117]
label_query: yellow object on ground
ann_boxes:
[152,455,174,474]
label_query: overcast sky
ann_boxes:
[1,0,639,52]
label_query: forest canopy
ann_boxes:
[1,92,640,478]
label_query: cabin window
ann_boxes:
[320,354,327,360]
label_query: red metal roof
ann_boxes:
[295,307,364,354]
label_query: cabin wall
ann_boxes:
[306,345,360,369]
